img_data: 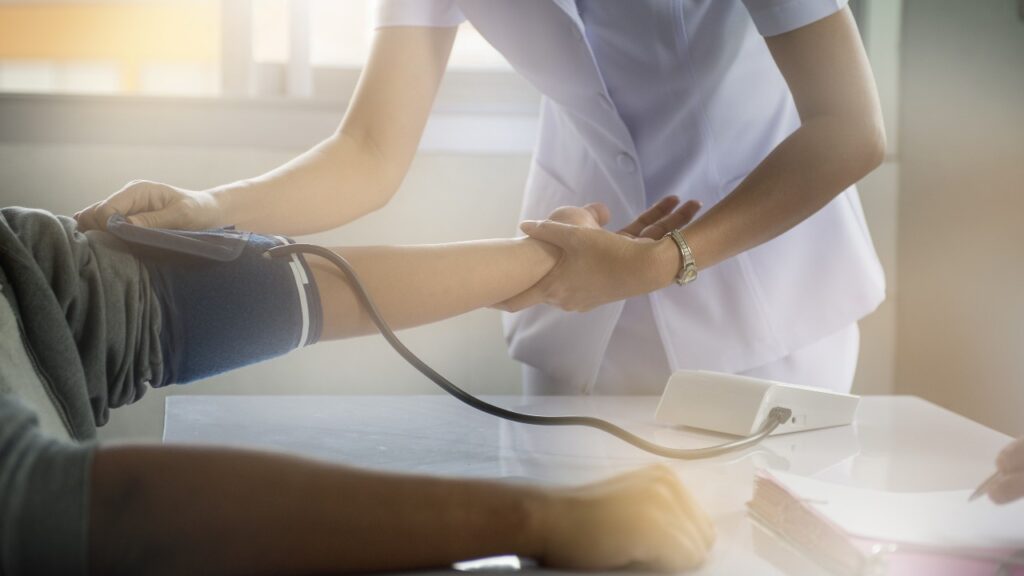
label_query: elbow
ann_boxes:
[849,115,887,178]
[331,128,402,215]
[366,182,398,214]
[862,119,887,173]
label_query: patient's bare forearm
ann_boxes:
[89,445,541,576]
[311,237,559,339]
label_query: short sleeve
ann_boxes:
[374,0,466,28]
[741,0,849,37]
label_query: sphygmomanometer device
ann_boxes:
[656,370,859,436]
[265,243,859,460]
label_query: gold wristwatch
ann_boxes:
[666,229,697,285]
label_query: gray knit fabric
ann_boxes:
[0,207,163,576]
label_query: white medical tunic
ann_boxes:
[375,0,886,394]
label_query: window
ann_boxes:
[0,0,512,98]
[252,0,509,69]
[0,1,220,95]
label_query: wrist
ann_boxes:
[518,236,561,272]
[206,181,253,228]
[454,480,550,562]
[521,486,554,562]
[647,237,683,290]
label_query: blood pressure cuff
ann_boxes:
[106,215,322,386]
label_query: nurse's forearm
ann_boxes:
[655,117,885,279]
[208,28,456,236]
[210,132,390,236]
[310,238,560,339]
[651,6,885,280]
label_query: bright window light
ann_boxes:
[255,0,510,69]
[0,0,512,97]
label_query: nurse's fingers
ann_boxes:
[73,200,105,231]
[988,472,1024,504]
[492,279,550,312]
[618,196,680,237]
[637,200,702,240]
[76,180,155,231]
[519,220,580,246]
[997,437,1024,473]
[583,202,611,227]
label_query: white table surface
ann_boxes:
[164,394,1011,575]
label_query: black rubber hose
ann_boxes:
[265,243,791,460]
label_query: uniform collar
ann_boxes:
[549,0,585,33]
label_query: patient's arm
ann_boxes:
[314,238,556,339]
[310,198,698,340]
[90,446,713,575]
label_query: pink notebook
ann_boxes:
[748,471,1024,575]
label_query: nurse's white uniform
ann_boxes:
[375,0,885,395]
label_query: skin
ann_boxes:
[988,437,1024,504]
[509,7,886,311]
[87,201,712,576]
[90,454,713,576]
[74,26,460,235]
[75,7,885,315]
[314,197,699,339]
[76,7,884,572]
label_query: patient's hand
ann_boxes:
[496,196,701,312]
[534,465,715,571]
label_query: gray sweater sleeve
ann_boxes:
[0,208,164,576]
[0,395,94,576]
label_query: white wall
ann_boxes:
[0,137,899,441]
[895,0,1024,437]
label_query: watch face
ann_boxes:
[683,267,697,284]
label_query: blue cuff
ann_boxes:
[107,217,322,386]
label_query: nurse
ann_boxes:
[77,0,887,396]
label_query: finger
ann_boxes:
[72,204,94,223]
[997,438,1024,473]
[638,200,702,240]
[583,202,611,227]
[988,472,1024,504]
[664,474,716,547]
[126,203,187,229]
[74,203,103,231]
[90,202,120,230]
[641,515,706,572]
[520,220,581,248]
[495,282,550,313]
[618,196,680,237]
[668,515,711,569]
[94,187,163,230]
[646,466,715,548]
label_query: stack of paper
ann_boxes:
[748,470,1024,575]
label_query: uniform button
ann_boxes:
[598,92,615,111]
[572,25,584,41]
[617,152,637,174]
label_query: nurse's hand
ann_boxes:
[989,437,1024,504]
[535,465,715,571]
[74,180,223,231]
[498,196,701,313]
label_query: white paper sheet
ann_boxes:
[769,470,1024,549]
